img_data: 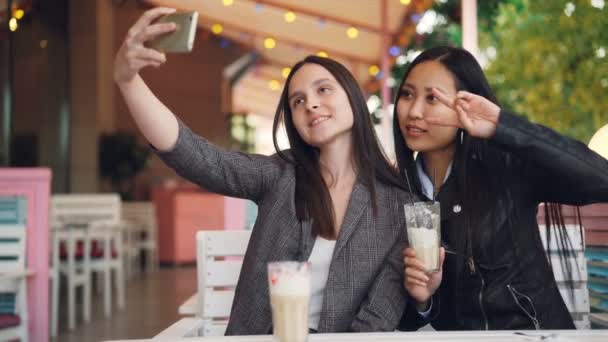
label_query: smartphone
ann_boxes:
[147,11,199,53]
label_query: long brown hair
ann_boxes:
[273,56,406,239]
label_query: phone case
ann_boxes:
[147,12,198,53]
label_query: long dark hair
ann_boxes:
[393,46,507,260]
[392,47,580,288]
[273,55,406,239]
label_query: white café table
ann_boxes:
[105,330,608,342]
[178,293,197,315]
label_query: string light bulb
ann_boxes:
[14,9,24,20]
[368,65,380,76]
[389,45,401,57]
[346,27,359,39]
[316,51,329,58]
[284,11,296,23]
[211,24,223,35]
[222,0,234,6]
[282,67,291,79]
[269,80,280,91]
[9,18,18,32]
[400,0,411,5]
[264,38,276,49]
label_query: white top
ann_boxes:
[416,156,452,201]
[307,237,337,330]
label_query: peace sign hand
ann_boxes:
[426,89,501,139]
[114,7,177,85]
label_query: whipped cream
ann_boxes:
[268,262,311,296]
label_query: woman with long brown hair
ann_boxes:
[114,7,416,334]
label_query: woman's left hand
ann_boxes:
[428,89,501,139]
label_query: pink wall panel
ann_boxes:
[0,168,51,342]
[152,185,246,264]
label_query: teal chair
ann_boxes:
[0,196,29,341]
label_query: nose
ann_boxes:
[306,96,321,112]
[408,98,424,120]
[307,103,320,112]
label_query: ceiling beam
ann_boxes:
[251,0,382,34]
[197,13,377,65]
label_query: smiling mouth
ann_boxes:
[310,116,330,127]
[406,125,427,133]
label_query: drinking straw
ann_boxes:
[403,168,416,206]
[432,167,437,202]
[403,168,421,228]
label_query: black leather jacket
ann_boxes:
[400,111,608,330]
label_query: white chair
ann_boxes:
[51,226,92,333]
[156,230,251,338]
[121,202,159,276]
[88,220,126,318]
[50,193,126,333]
[538,223,590,329]
[0,225,30,342]
[196,229,251,335]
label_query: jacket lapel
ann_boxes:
[267,215,307,262]
[299,219,315,260]
[333,180,370,258]
[316,180,370,331]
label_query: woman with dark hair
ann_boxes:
[115,8,414,334]
[394,46,608,330]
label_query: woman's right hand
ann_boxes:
[114,7,177,85]
[403,247,445,306]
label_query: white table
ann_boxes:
[179,293,198,315]
[105,330,608,342]
[590,313,608,328]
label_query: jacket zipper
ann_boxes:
[507,284,540,330]
[468,257,489,330]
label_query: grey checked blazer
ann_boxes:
[157,122,414,334]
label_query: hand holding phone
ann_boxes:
[146,12,199,53]
[114,8,198,84]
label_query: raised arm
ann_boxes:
[491,110,608,204]
[113,8,283,202]
[114,7,180,151]
[430,89,608,205]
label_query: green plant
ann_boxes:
[98,132,150,200]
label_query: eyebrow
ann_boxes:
[402,83,446,94]
[288,78,332,102]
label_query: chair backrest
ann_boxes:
[0,196,27,318]
[538,223,590,329]
[122,201,157,230]
[0,225,27,275]
[0,196,27,274]
[51,194,121,226]
[0,224,27,318]
[0,197,26,226]
[196,230,251,335]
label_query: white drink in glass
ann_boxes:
[404,202,441,273]
[268,261,311,342]
[407,227,439,272]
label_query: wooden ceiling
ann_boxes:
[144,0,433,117]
